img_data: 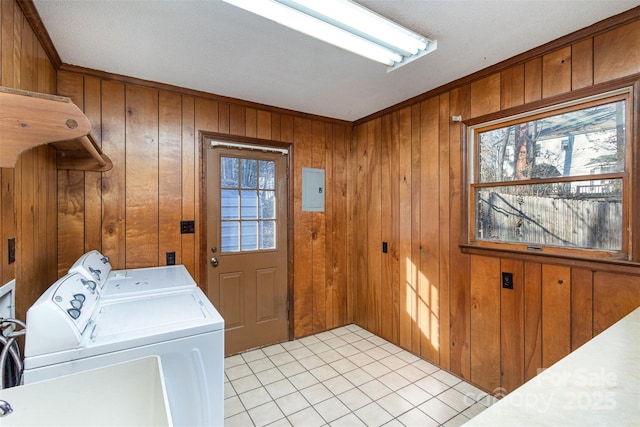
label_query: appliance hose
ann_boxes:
[0,318,26,389]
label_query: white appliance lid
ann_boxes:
[88,288,224,346]
[102,265,196,297]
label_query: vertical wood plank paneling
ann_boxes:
[390,111,401,344]
[257,110,271,140]
[193,97,218,283]
[83,76,102,252]
[311,120,326,333]
[542,47,572,98]
[501,64,524,109]
[5,7,636,398]
[541,264,571,368]
[19,13,33,90]
[280,115,294,143]
[410,104,421,354]
[379,113,393,342]
[158,92,182,265]
[14,149,32,320]
[180,96,195,271]
[270,112,281,141]
[594,20,640,84]
[324,124,335,330]
[571,268,593,350]
[218,102,230,134]
[229,104,245,136]
[32,147,45,290]
[35,44,48,93]
[346,122,357,325]
[419,97,440,363]
[524,58,542,103]
[331,124,348,327]
[12,2,23,88]
[100,80,126,270]
[354,123,368,327]
[0,168,15,284]
[293,117,313,337]
[448,85,471,380]
[470,255,501,392]
[125,85,159,267]
[1,0,15,87]
[571,38,593,90]
[398,106,412,349]
[15,147,58,320]
[438,94,451,369]
[470,72,501,118]
[593,272,640,334]
[367,119,382,335]
[245,107,257,138]
[523,262,542,381]
[57,71,85,274]
[500,258,524,394]
[45,147,57,284]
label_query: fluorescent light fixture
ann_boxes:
[222,0,437,70]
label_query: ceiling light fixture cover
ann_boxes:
[222,0,437,70]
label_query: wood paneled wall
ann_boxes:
[0,0,57,322]
[2,0,640,398]
[350,16,640,394]
[54,69,352,338]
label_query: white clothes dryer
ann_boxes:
[69,250,197,299]
[23,272,224,427]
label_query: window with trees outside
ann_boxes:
[466,87,632,259]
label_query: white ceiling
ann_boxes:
[34,0,640,122]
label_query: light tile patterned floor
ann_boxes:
[224,324,496,427]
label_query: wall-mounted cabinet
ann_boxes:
[0,86,112,171]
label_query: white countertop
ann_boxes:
[0,356,172,427]
[466,306,640,426]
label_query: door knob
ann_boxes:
[210,257,219,267]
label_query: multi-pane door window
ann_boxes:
[220,157,276,252]
[468,88,631,257]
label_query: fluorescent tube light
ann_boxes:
[222,0,436,69]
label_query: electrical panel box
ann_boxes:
[302,168,325,212]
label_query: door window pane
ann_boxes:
[219,155,279,253]
[241,159,258,188]
[221,189,239,220]
[241,221,258,251]
[220,157,239,187]
[260,221,276,249]
[241,190,258,219]
[221,222,239,252]
[259,160,275,189]
[259,191,275,219]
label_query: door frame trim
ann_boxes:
[199,131,295,341]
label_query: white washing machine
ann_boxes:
[69,250,197,298]
[23,272,224,427]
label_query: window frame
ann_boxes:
[462,82,636,262]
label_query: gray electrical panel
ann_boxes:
[302,168,325,212]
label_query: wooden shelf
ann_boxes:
[0,86,112,171]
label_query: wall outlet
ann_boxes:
[180,220,195,234]
[7,237,15,264]
[166,251,176,266]
[502,272,514,290]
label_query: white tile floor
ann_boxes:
[224,324,497,426]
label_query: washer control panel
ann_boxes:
[25,273,101,357]
[69,249,112,290]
